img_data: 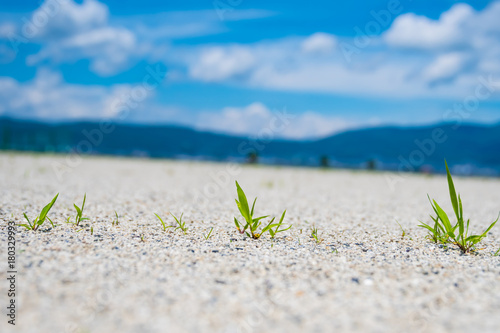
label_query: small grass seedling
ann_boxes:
[112,211,119,226]
[494,247,500,256]
[264,210,292,239]
[418,160,499,253]
[310,226,323,244]
[154,213,174,232]
[204,227,214,240]
[395,220,406,238]
[66,194,89,226]
[171,212,188,234]
[19,193,59,231]
[90,226,94,235]
[233,181,290,239]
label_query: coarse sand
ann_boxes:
[1,153,500,333]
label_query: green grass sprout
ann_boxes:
[171,212,188,234]
[234,181,290,239]
[494,247,500,256]
[395,220,407,239]
[66,193,88,226]
[204,227,214,240]
[263,210,292,239]
[155,213,174,232]
[19,193,59,231]
[113,211,119,226]
[418,160,499,253]
[310,226,322,244]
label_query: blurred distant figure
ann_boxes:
[320,155,329,168]
[366,159,377,171]
[247,151,258,164]
[419,164,434,175]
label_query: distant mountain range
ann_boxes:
[1,117,499,175]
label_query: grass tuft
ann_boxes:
[19,193,59,231]
[310,226,322,244]
[418,160,499,253]
[112,211,119,226]
[234,181,291,239]
[171,212,188,234]
[204,227,214,240]
[155,213,174,232]
[66,193,88,226]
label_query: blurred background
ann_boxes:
[0,0,499,175]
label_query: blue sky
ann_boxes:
[1,0,500,139]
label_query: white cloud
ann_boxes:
[0,68,363,138]
[30,0,108,39]
[25,0,142,76]
[193,102,356,139]
[177,35,450,98]
[0,68,137,119]
[170,2,500,99]
[195,102,271,135]
[383,4,473,49]
[422,52,467,83]
[0,71,361,139]
[284,111,352,139]
[29,26,137,76]
[20,3,276,76]
[301,32,337,55]
[189,46,255,81]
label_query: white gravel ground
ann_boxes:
[1,153,500,333]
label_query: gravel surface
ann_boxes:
[1,153,500,333]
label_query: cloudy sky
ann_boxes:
[1,0,500,139]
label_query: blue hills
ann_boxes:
[1,117,499,175]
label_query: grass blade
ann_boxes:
[250,198,257,217]
[261,217,276,234]
[278,225,292,233]
[23,212,32,229]
[432,200,454,237]
[155,213,166,231]
[74,204,82,217]
[445,160,460,220]
[81,193,86,212]
[278,210,286,224]
[235,181,251,224]
[39,193,59,222]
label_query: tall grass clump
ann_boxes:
[234,181,291,239]
[418,161,498,253]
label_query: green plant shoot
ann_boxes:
[418,160,498,253]
[19,193,59,231]
[234,181,290,239]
